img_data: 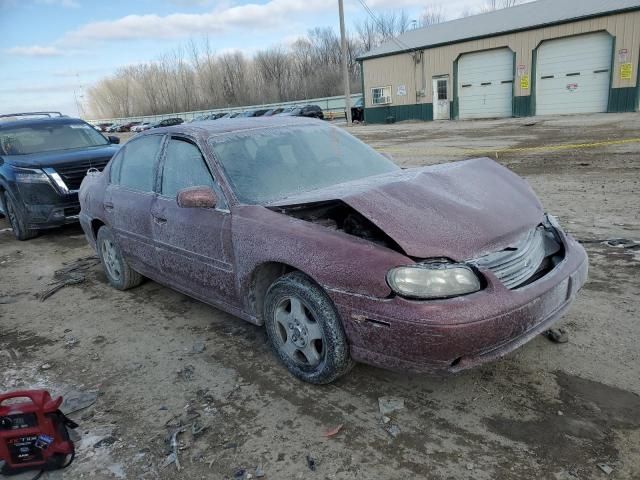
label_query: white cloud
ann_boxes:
[59,0,333,44]
[6,45,64,56]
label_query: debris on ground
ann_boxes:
[306,455,317,471]
[177,364,195,381]
[384,424,401,438]
[577,237,639,249]
[323,424,343,438]
[597,463,613,475]
[60,390,98,415]
[378,397,405,416]
[190,339,206,354]
[41,363,52,370]
[93,436,117,448]
[191,421,208,436]
[255,466,265,478]
[162,427,186,471]
[38,256,100,301]
[542,328,569,344]
[64,335,79,348]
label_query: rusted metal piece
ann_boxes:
[78,117,588,375]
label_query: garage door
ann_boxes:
[458,48,514,119]
[536,32,612,115]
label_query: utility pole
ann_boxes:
[338,0,352,125]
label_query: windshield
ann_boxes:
[0,121,109,155]
[209,124,399,204]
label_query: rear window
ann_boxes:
[0,122,109,155]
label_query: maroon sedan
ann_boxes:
[78,117,588,384]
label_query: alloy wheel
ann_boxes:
[274,296,325,367]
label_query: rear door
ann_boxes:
[151,136,237,303]
[104,134,164,275]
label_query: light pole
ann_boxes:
[338,0,352,124]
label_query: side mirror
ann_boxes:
[177,186,217,209]
[108,136,120,144]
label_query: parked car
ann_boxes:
[350,97,364,122]
[118,121,141,132]
[0,112,120,240]
[262,108,284,116]
[97,123,113,132]
[152,117,183,128]
[79,117,587,384]
[131,122,150,133]
[279,105,324,119]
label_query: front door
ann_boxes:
[433,76,450,120]
[151,136,237,304]
[103,134,164,275]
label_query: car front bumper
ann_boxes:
[15,185,81,230]
[326,228,588,374]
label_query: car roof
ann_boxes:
[0,116,86,130]
[151,116,324,137]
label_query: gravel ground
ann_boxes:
[1,112,639,480]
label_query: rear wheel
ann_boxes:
[3,191,38,241]
[264,272,353,384]
[96,226,143,290]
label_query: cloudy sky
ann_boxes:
[1,0,498,117]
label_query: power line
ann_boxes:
[355,0,419,59]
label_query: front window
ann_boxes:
[0,121,109,155]
[209,124,399,204]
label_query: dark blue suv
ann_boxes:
[0,112,120,240]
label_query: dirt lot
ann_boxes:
[1,112,639,479]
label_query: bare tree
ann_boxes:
[420,5,445,26]
[87,27,367,118]
[480,0,524,13]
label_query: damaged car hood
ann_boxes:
[269,158,544,260]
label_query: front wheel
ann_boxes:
[3,191,37,241]
[263,272,354,384]
[96,226,143,290]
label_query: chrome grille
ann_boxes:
[471,226,559,289]
[53,158,111,190]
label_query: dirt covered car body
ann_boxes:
[78,117,587,383]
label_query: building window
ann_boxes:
[371,86,392,105]
[436,79,448,100]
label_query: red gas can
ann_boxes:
[0,390,77,475]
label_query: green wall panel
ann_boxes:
[364,104,433,124]
[513,96,533,117]
[608,87,639,113]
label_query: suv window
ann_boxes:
[161,138,226,207]
[112,135,163,192]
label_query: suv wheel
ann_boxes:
[96,226,143,290]
[3,192,38,241]
[263,272,354,384]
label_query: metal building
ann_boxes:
[358,0,640,123]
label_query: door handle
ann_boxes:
[104,202,114,210]
[152,215,167,225]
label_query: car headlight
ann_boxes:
[387,263,481,299]
[14,167,52,184]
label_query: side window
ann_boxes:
[161,138,226,208]
[117,135,163,192]
[109,149,125,184]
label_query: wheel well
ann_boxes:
[91,219,105,241]
[249,262,296,320]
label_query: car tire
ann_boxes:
[3,192,38,241]
[96,226,143,290]
[263,271,354,384]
